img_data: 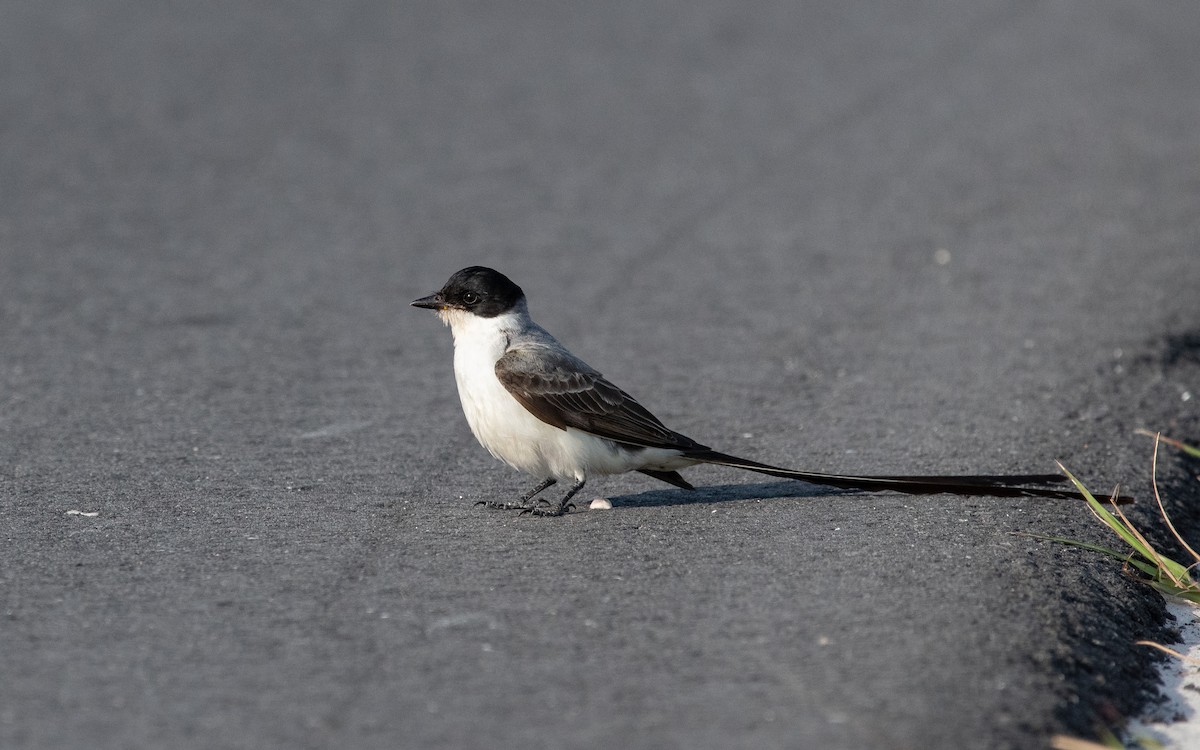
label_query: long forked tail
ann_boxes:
[690,450,1111,502]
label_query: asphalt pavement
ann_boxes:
[3,2,1199,748]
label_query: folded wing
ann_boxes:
[495,345,705,452]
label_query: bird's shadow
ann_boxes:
[611,480,854,509]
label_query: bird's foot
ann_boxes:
[474,477,581,516]
[473,499,573,514]
[519,499,576,517]
[474,500,535,511]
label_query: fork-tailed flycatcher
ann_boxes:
[412,266,1083,516]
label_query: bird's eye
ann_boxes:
[462,291,480,305]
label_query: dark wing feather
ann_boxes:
[496,345,704,451]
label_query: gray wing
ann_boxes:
[495,345,705,452]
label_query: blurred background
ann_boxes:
[3,2,1198,748]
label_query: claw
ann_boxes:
[525,501,574,517]
[478,500,532,511]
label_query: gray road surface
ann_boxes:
[3,1,1199,748]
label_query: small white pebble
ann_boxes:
[589,497,612,510]
[1183,391,1192,402]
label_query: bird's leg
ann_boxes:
[476,477,557,510]
[523,478,585,517]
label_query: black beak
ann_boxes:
[411,293,443,310]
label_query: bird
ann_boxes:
[412,266,1084,516]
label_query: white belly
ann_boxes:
[454,349,656,479]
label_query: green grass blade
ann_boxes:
[1057,463,1195,586]
[1057,463,1150,555]
[1136,429,1200,459]
[1016,532,1166,579]
[1017,532,1135,561]
[1173,440,1200,459]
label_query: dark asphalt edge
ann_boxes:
[1048,324,1200,739]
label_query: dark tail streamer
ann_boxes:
[687,450,1127,503]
